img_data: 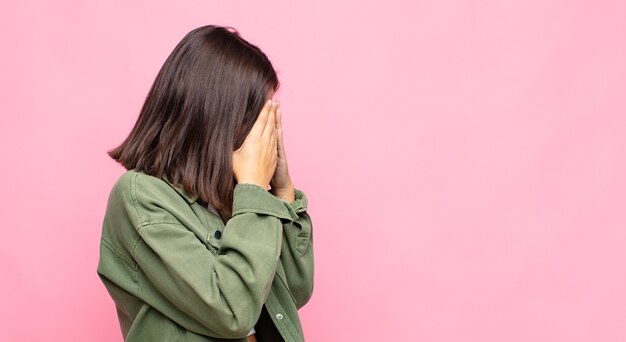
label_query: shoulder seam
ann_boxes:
[129,172,192,230]
[129,172,146,225]
[136,221,186,232]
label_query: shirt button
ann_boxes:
[276,313,283,320]
[214,230,222,239]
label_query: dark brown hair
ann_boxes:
[108,25,280,222]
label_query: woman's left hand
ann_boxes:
[269,101,295,202]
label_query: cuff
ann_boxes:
[232,183,306,222]
[288,188,308,214]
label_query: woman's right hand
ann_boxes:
[232,99,279,190]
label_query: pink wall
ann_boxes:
[1,1,625,341]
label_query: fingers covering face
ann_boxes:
[262,100,278,138]
[251,99,273,137]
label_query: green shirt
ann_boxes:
[96,169,314,341]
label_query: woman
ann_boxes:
[96,25,314,342]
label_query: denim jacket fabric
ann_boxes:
[96,169,314,341]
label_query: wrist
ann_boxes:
[271,184,296,204]
[237,180,269,190]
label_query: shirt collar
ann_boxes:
[162,175,199,204]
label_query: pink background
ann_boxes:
[1,1,625,341]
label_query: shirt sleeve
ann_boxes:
[277,187,315,309]
[132,182,300,338]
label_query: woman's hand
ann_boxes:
[232,99,279,190]
[269,101,295,203]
